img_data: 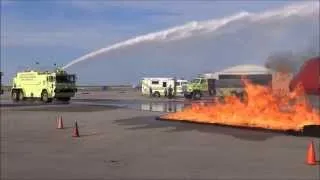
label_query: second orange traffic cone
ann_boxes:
[56,116,64,129]
[306,141,317,165]
[72,120,80,137]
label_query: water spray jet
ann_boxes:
[62,2,318,70]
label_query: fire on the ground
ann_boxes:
[161,57,320,131]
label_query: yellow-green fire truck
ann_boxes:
[184,74,272,101]
[183,76,216,100]
[11,68,77,102]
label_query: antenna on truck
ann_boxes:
[53,63,58,71]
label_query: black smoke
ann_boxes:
[265,35,320,74]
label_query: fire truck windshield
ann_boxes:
[56,75,76,83]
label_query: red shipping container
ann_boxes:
[289,56,320,95]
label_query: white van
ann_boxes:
[141,77,188,97]
[141,77,175,97]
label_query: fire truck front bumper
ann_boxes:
[54,88,77,97]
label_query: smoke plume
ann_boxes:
[265,38,320,74]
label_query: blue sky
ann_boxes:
[1,0,318,85]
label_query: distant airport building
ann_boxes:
[202,64,272,80]
[202,64,299,94]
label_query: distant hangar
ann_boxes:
[202,64,272,79]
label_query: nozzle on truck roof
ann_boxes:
[53,67,67,73]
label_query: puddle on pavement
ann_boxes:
[75,100,190,113]
[138,102,186,112]
[2,97,216,113]
[72,98,221,112]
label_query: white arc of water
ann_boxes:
[63,1,319,69]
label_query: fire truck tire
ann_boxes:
[41,90,50,103]
[11,90,19,102]
[184,94,192,99]
[153,91,160,98]
[18,90,24,101]
[192,91,201,100]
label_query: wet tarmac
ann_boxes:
[1,97,206,113]
[2,106,319,180]
[1,95,318,113]
[1,91,320,180]
[72,98,194,112]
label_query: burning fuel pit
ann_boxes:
[156,117,320,137]
[157,80,320,138]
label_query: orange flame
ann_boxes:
[162,80,319,131]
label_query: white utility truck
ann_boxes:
[141,77,187,97]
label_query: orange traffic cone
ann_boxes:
[72,120,80,137]
[306,141,317,165]
[56,116,64,129]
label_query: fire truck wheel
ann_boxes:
[18,90,24,101]
[11,90,19,101]
[154,91,160,97]
[192,91,201,100]
[41,90,49,103]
